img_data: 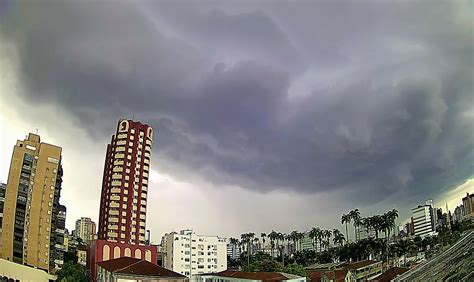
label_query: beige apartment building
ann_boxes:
[0,133,63,272]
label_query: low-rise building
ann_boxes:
[346,260,383,281]
[162,229,227,278]
[97,257,187,281]
[88,239,158,281]
[196,270,306,282]
[371,267,409,282]
[0,258,52,281]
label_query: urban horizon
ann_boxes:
[0,0,473,280]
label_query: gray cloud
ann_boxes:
[1,0,473,213]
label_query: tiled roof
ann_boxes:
[307,270,325,281]
[347,260,379,269]
[208,270,302,281]
[97,257,186,278]
[370,267,409,282]
[306,262,348,270]
[323,269,349,282]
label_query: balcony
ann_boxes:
[111,180,121,187]
[109,210,119,216]
[140,207,146,213]
[114,160,124,166]
[146,139,152,145]
[113,166,123,172]
[107,231,118,238]
[140,200,146,206]
[144,152,151,158]
[110,202,119,208]
[117,133,127,139]
[116,146,125,152]
[139,221,146,227]
[144,158,150,165]
[112,173,122,180]
[110,195,120,201]
[108,224,118,230]
[111,188,121,194]
[116,140,126,146]
[115,153,124,159]
[109,217,119,223]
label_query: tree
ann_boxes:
[341,214,351,243]
[309,227,319,252]
[349,209,361,241]
[56,261,88,282]
[284,263,307,277]
[269,230,279,257]
[290,230,299,253]
[333,229,345,247]
[261,233,266,250]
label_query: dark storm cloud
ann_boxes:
[1,0,472,206]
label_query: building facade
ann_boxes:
[98,119,153,245]
[87,239,158,281]
[462,192,473,217]
[412,202,437,239]
[52,204,67,271]
[0,133,65,272]
[162,230,227,278]
[0,182,6,237]
[226,240,241,260]
[75,217,96,244]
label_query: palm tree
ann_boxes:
[290,230,299,253]
[316,228,324,252]
[323,230,332,251]
[261,233,266,250]
[333,229,345,247]
[341,214,351,243]
[268,230,278,257]
[309,227,319,251]
[349,209,361,241]
[297,232,305,251]
[395,239,412,266]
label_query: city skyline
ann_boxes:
[1,0,473,244]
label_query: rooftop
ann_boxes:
[204,270,303,281]
[97,257,186,278]
[370,267,409,282]
[347,260,380,269]
[306,261,347,270]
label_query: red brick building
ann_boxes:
[88,240,158,280]
[98,119,153,245]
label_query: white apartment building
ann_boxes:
[412,203,437,239]
[75,217,96,243]
[162,230,227,279]
[226,241,241,260]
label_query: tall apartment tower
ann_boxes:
[98,119,153,245]
[75,217,96,244]
[0,133,64,272]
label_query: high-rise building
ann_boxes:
[0,133,65,272]
[52,205,67,271]
[162,230,227,278]
[0,182,6,235]
[98,119,153,245]
[75,217,96,244]
[462,192,473,217]
[411,201,437,239]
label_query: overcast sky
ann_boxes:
[0,0,473,243]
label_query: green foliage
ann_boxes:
[243,259,283,272]
[283,263,307,277]
[56,261,88,282]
